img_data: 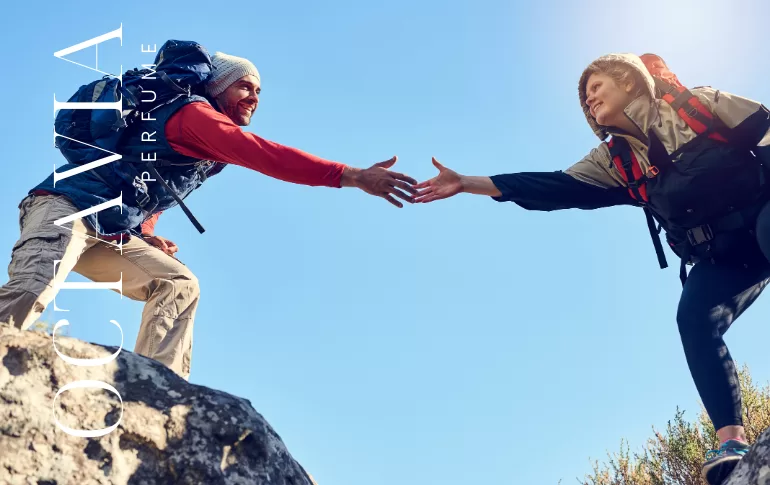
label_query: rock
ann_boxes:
[725,426,770,485]
[0,323,316,485]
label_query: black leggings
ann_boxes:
[677,201,770,430]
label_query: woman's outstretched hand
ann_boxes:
[414,158,465,203]
[415,157,502,201]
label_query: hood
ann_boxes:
[578,53,657,141]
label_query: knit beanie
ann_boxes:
[205,52,261,97]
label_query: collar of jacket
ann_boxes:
[603,95,662,146]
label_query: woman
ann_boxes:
[415,53,770,485]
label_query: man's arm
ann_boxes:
[166,102,346,187]
[164,102,416,206]
[139,212,162,236]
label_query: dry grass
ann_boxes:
[582,365,770,485]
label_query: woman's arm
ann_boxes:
[415,149,635,211]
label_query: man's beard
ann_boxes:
[224,99,251,126]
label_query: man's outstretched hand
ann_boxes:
[341,156,417,208]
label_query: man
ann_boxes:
[0,51,416,380]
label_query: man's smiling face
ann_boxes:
[214,74,261,126]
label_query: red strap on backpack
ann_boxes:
[607,137,652,203]
[640,54,729,144]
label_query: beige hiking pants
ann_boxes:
[0,194,199,380]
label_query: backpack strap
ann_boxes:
[144,163,206,234]
[644,206,668,269]
[607,137,668,269]
[653,77,729,147]
[608,137,651,202]
[121,155,206,234]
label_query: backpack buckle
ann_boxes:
[687,224,714,246]
[646,166,660,178]
[132,176,151,208]
[135,190,151,208]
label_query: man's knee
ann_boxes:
[150,270,200,316]
[171,263,199,292]
[175,272,200,299]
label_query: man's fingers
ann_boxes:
[388,187,414,204]
[390,180,417,195]
[413,180,434,189]
[387,170,418,185]
[147,236,176,255]
[383,194,403,208]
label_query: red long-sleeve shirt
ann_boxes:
[166,102,346,186]
[138,101,348,235]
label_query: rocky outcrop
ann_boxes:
[0,323,316,485]
[726,427,770,485]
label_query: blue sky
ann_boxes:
[1,0,769,483]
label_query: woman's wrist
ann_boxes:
[461,176,502,197]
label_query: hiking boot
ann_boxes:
[701,439,750,485]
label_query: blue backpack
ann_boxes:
[54,39,214,232]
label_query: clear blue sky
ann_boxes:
[1,1,769,483]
